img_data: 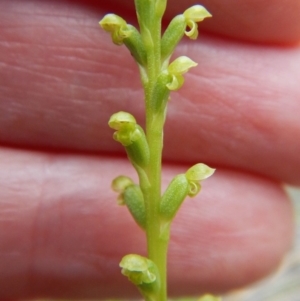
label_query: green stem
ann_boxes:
[135,2,170,301]
[143,7,169,300]
[144,111,169,301]
[145,24,168,301]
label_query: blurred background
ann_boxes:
[223,187,300,301]
[30,188,300,301]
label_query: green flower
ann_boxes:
[185,163,215,197]
[112,176,146,229]
[108,112,149,168]
[120,254,157,285]
[108,111,138,146]
[166,56,198,90]
[183,5,212,39]
[160,163,215,221]
[99,14,131,45]
[111,175,134,205]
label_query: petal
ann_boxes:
[183,5,212,23]
[168,56,198,75]
[119,254,156,285]
[111,175,134,193]
[185,163,216,181]
[99,14,132,45]
[119,254,149,272]
[108,111,137,131]
[99,14,127,33]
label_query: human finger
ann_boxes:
[1,4,300,184]
[112,0,300,44]
[0,147,293,299]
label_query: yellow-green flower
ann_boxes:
[184,5,212,39]
[166,56,198,90]
[185,163,215,196]
[120,254,157,285]
[99,14,131,45]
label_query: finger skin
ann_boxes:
[1,1,300,184]
[114,0,300,44]
[168,0,300,44]
[0,1,297,298]
[166,39,300,185]
[0,148,293,299]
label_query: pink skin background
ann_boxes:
[0,0,300,299]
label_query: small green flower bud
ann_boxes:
[166,56,198,90]
[100,15,146,65]
[160,164,215,221]
[161,15,186,62]
[99,14,131,45]
[161,5,211,61]
[120,254,157,285]
[123,184,146,229]
[125,124,150,168]
[111,177,146,229]
[108,112,149,168]
[111,175,134,193]
[134,0,153,35]
[111,175,134,205]
[109,111,139,147]
[155,0,167,19]
[160,174,189,221]
[149,71,172,112]
[109,111,136,134]
[123,24,147,66]
[183,5,212,40]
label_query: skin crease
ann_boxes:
[0,0,299,299]
[115,0,300,44]
[0,149,294,298]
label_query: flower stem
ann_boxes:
[141,4,169,299]
[144,110,168,301]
